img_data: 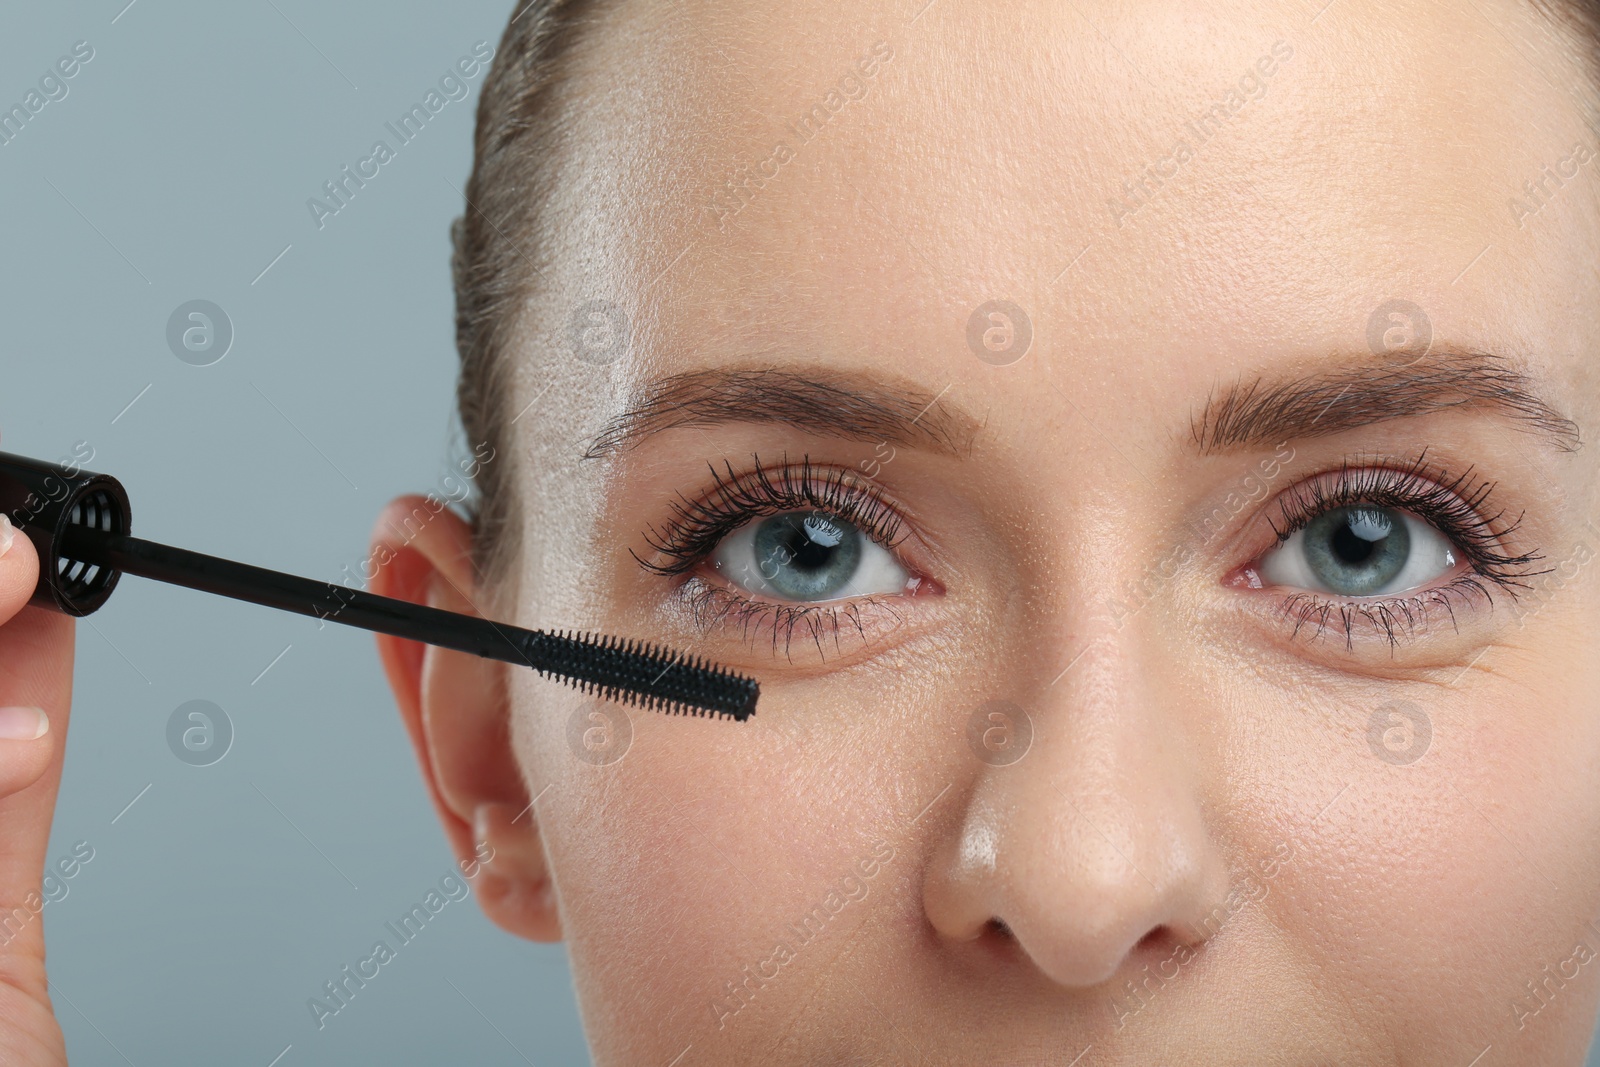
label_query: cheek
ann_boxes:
[1255,669,1600,1058]
[516,670,942,1063]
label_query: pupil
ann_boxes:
[789,515,842,569]
[1330,509,1391,564]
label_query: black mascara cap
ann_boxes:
[0,450,130,616]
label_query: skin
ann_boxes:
[0,516,72,1064]
[376,0,1600,1062]
[1,0,1598,1063]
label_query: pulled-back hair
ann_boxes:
[451,0,604,586]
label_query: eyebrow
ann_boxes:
[582,366,980,459]
[1191,350,1581,454]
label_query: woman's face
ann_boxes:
[422,0,1600,1061]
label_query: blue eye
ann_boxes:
[708,509,910,602]
[1259,505,1459,597]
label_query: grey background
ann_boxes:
[2,2,1598,1065]
[1,1,589,1064]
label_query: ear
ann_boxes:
[369,495,560,942]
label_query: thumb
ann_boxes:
[0,514,76,990]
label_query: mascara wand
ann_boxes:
[0,451,759,721]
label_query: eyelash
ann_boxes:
[635,450,1549,659]
[1262,451,1547,648]
[634,455,914,659]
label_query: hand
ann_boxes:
[0,510,76,1065]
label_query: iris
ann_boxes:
[751,511,864,601]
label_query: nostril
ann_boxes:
[987,917,1014,940]
[1131,924,1184,962]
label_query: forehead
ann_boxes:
[539,0,1598,416]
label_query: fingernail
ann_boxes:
[0,514,14,559]
[0,706,48,741]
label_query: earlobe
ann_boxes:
[369,495,562,943]
[471,801,563,942]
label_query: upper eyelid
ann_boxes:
[1261,458,1535,568]
[641,451,1543,588]
[634,456,911,576]
[1201,452,1498,553]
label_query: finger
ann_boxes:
[0,707,53,797]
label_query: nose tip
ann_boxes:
[998,856,1206,988]
[923,776,1231,992]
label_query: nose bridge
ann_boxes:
[1033,641,1217,923]
[925,627,1232,989]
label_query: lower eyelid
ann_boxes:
[1272,575,1506,649]
[691,557,942,609]
[1223,500,1543,653]
[671,577,921,661]
[1226,565,1488,651]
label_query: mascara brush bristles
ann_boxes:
[521,628,759,721]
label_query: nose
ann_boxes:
[922,637,1232,989]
